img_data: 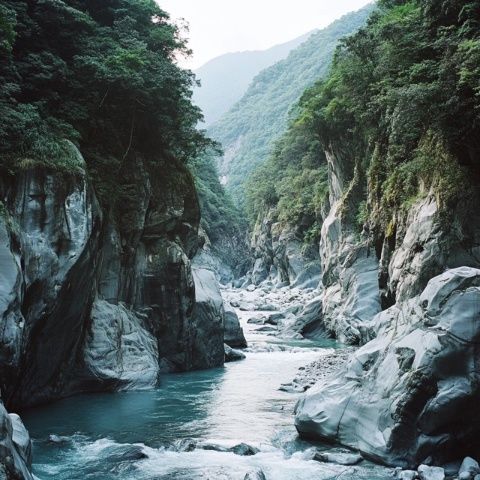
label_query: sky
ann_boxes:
[158,0,373,70]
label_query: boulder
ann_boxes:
[224,344,246,362]
[238,302,255,311]
[295,267,480,467]
[103,445,148,463]
[265,312,285,325]
[279,297,327,339]
[459,457,480,477]
[83,300,159,390]
[244,470,267,480]
[247,316,265,325]
[224,303,247,348]
[255,304,278,312]
[256,326,276,333]
[190,268,225,370]
[231,443,259,456]
[418,465,445,480]
[174,439,197,452]
[397,470,417,480]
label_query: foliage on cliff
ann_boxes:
[0,0,210,209]
[302,0,480,232]
[188,150,246,244]
[245,87,329,244]
[209,5,374,204]
[247,0,480,242]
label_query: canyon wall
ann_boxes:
[0,148,225,412]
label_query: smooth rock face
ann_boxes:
[250,208,321,287]
[320,202,381,344]
[83,300,159,390]
[0,157,224,408]
[318,145,480,345]
[1,169,101,407]
[224,303,247,348]
[190,268,225,370]
[0,405,33,479]
[295,267,480,467]
[8,414,32,469]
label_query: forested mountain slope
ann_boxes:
[209,4,374,203]
[193,31,313,127]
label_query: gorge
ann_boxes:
[1,1,480,479]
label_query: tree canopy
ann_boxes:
[0,0,210,207]
[246,0,480,241]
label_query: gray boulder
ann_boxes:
[0,404,33,479]
[224,344,246,362]
[247,316,265,325]
[459,457,480,477]
[397,470,417,480]
[244,470,267,480]
[231,443,259,456]
[295,267,480,467]
[83,300,159,390]
[224,303,247,348]
[190,268,225,370]
[103,444,148,463]
[417,465,445,480]
[279,297,327,339]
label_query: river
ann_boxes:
[22,287,393,480]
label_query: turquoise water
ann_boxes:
[22,319,392,479]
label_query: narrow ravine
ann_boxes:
[22,285,394,480]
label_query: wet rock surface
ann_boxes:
[0,406,33,480]
[295,267,480,468]
[224,302,247,348]
[0,159,224,409]
[224,344,246,362]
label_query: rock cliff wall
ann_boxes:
[296,267,480,467]
[248,208,321,289]
[294,143,480,466]
[0,149,226,411]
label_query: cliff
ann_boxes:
[293,0,480,467]
[0,1,229,477]
[0,145,227,409]
[244,0,480,467]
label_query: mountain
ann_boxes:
[208,4,374,203]
[193,32,313,127]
